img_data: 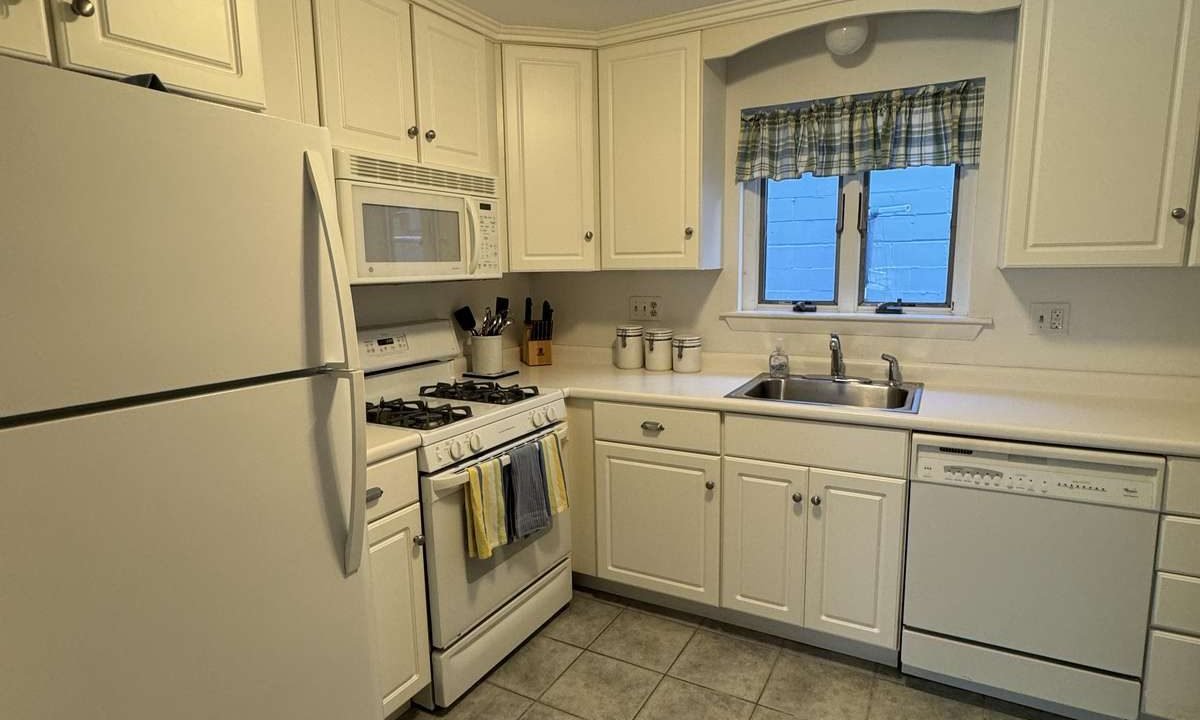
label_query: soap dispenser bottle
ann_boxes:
[768,338,790,378]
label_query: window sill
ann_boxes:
[720,310,992,340]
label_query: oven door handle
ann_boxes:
[428,425,568,494]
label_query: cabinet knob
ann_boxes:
[705,480,716,491]
[70,0,96,17]
[425,129,437,142]
[414,535,426,547]
[684,226,695,238]
[407,126,419,139]
[792,492,803,503]
[811,496,821,506]
[1171,207,1187,220]
[585,231,594,241]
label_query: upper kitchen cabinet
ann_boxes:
[599,32,724,270]
[1001,0,1200,267]
[314,0,496,175]
[258,0,320,124]
[503,45,598,272]
[49,0,266,109]
[0,0,52,63]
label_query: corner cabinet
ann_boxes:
[595,440,721,605]
[49,0,266,109]
[503,45,599,272]
[258,0,321,125]
[1001,0,1200,267]
[0,0,52,63]
[598,32,724,270]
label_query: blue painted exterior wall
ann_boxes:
[762,175,839,302]
[863,165,955,305]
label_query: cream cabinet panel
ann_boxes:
[1190,180,1200,267]
[1002,0,1200,267]
[805,469,905,649]
[566,399,597,576]
[599,32,722,270]
[503,45,598,271]
[314,0,418,162]
[258,0,319,124]
[596,441,720,605]
[367,502,431,717]
[0,0,52,63]
[412,7,493,173]
[721,457,807,626]
[1144,630,1200,720]
[51,0,266,109]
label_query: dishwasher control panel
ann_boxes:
[912,436,1163,510]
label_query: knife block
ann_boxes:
[520,326,553,367]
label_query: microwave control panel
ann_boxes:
[474,200,500,275]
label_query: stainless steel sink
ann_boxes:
[726,373,923,413]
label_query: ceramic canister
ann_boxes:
[643,328,674,371]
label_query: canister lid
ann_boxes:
[644,328,674,339]
[672,335,702,347]
[616,324,644,336]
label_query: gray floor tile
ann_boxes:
[540,651,663,720]
[522,702,589,720]
[635,677,755,720]
[590,609,696,671]
[668,629,779,701]
[758,647,874,719]
[541,595,622,648]
[439,682,533,720]
[750,706,793,720]
[489,636,583,698]
[868,678,985,720]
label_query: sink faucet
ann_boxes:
[829,334,846,379]
[881,353,903,387]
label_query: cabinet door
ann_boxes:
[596,440,720,605]
[367,502,431,716]
[412,7,494,173]
[314,0,418,162]
[599,32,700,269]
[51,0,266,109]
[1001,0,1200,267]
[258,0,320,124]
[805,469,905,649]
[721,458,807,626]
[0,0,52,63]
[1144,630,1200,720]
[503,45,598,271]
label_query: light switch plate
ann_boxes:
[629,296,662,321]
[1030,302,1069,335]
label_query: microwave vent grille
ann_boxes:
[347,155,496,196]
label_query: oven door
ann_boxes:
[421,424,572,649]
[338,180,474,283]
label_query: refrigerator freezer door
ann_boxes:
[0,57,348,418]
[0,374,380,720]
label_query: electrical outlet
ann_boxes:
[1030,302,1070,335]
[629,296,663,321]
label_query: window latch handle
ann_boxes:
[875,299,906,314]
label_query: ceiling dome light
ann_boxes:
[825,17,870,56]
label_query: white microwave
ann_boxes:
[333,151,502,284]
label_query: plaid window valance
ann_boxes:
[735,79,985,182]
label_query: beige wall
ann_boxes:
[530,11,1200,377]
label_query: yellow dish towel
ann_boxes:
[465,458,508,559]
[540,433,569,514]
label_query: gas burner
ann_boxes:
[419,380,539,405]
[366,398,473,430]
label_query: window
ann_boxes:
[759,165,960,309]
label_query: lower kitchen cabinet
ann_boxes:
[804,469,905,649]
[595,440,720,605]
[367,502,431,717]
[721,457,808,625]
[1143,630,1200,720]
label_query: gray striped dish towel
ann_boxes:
[509,441,552,538]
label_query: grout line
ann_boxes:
[754,644,784,706]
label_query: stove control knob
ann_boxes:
[531,410,546,428]
[545,406,558,422]
[435,446,444,461]
[450,441,464,460]
[469,434,482,452]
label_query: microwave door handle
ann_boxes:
[303,150,367,577]
[466,201,479,276]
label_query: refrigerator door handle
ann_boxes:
[303,150,357,372]
[334,368,367,576]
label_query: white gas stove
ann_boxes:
[359,320,566,473]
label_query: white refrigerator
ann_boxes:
[0,58,381,719]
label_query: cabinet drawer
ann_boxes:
[367,451,419,523]
[1154,573,1200,635]
[725,414,908,478]
[593,402,719,454]
[1165,458,1200,517]
[1159,516,1200,576]
[1144,631,1200,720]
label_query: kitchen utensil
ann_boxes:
[453,306,478,336]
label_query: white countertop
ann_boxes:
[366,424,421,465]
[504,353,1200,458]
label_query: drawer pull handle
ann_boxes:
[365,487,383,504]
[705,480,716,490]
[641,421,665,433]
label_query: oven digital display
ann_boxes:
[376,338,395,346]
[479,202,492,211]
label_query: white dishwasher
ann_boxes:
[902,434,1164,720]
